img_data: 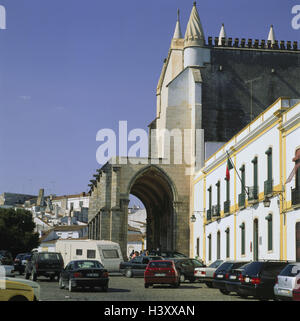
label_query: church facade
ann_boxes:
[88,3,300,260]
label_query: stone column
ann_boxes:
[173,200,190,255]
[119,198,130,261]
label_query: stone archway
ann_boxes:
[127,165,176,252]
[87,157,191,260]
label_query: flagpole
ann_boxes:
[226,151,249,197]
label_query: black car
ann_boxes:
[148,250,187,259]
[238,260,290,300]
[224,262,251,295]
[173,258,205,283]
[59,260,109,292]
[212,261,250,295]
[0,250,13,265]
[120,256,163,277]
[13,253,31,275]
[25,252,64,281]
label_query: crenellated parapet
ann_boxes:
[207,36,299,51]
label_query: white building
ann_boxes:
[191,98,300,264]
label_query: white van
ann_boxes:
[55,239,123,272]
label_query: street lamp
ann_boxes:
[190,214,197,223]
[263,196,271,208]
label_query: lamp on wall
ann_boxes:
[263,196,271,208]
[190,214,197,223]
[191,211,205,223]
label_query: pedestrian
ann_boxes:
[129,249,135,259]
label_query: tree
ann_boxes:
[0,208,40,257]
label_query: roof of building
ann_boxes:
[52,192,89,201]
[127,234,144,243]
[184,2,205,47]
[128,225,142,233]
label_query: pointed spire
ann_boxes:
[218,23,227,46]
[184,2,205,47]
[173,9,183,39]
[268,25,276,44]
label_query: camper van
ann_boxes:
[55,239,123,272]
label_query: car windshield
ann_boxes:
[279,264,300,277]
[216,262,234,273]
[74,260,103,269]
[243,262,263,276]
[192,259,204,267]
[39,253,61,261]
[149,261,173,268]
[208,260,223,268]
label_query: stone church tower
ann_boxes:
[88,2,300,259]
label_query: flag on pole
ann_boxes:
[226,158,233,181]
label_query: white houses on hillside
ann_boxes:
[191,98,300,264]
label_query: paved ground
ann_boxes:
[18,274,256,301]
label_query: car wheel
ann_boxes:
[9,295,28,301]
[49,275,55,281]
[68,280,74,292]
[58,277,64,289]
[220,289,230,295]
[205,282,213,288]
[125,269,133,278]
[145,283,149,288]
[188,277,195,283]
[173,281,180,288]
[180,274,185,283]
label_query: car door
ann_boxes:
[132,257,143,275]
[140,257,150,276]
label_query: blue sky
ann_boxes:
[0,0,299,197]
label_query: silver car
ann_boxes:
[274,262,300,301]
[194,260,224,288]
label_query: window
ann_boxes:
[265,147,273,182]
[226,228,230,258]
[102,249,119,259]
[216,181,220,209]
[265,214,273,251]
[207,186,212,220]
[87,249,96,258]
[208,234,212,261]
[76,249,83,256]
[240,222,245,255]
[217,231,221,260]
[196,238,200,257]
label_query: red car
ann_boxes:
[144,260,180,288]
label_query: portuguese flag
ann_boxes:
[226,158,233,181]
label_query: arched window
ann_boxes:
[265,213,273,251]
[239,222,245,255]
[225,228,230,258]
[217,231,221,259]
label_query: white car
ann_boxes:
[0,263,15,277]
[194,259,224,287]
[274,263,300,301]
[5,277,40,301]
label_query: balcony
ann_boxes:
[248,186,259,203]
[224,200,230,214]
[207,209,212,221]
[238,193,245,208]
[212,204,220,218]
[292,188,300,206]
[264,179,273,196]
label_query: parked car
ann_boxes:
[148,250,187,259]
[13,253,31,275]
[59,259,109,292]
[274,262,300,301]
[212,261,250,295]
[5,277,40,301]
[172,258,205,283]
[239,260,290,300]
[0,251,13,265]
[120,256,163,277]
[0,279,35,301]
[224,262,251,295]
[194,259,224,287]
[25,252,64,281]
[144,260,180,288]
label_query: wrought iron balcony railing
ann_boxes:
[292,188,300,206]
[248,186,259,202]
[238,193,245,208]
[264,179,273,196]
[207,209,212,221]
[224,200,230,214]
